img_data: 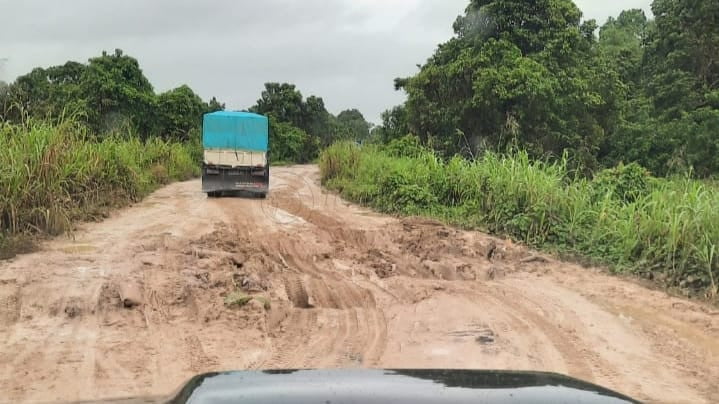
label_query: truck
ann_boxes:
[201,111,269,198]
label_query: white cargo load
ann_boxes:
[203,149,267,168]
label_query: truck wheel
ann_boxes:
[207,191,219,198]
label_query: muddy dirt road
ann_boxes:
[1,165,718,403]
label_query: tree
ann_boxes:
[628,0,719,175]
[375,105,409,143]
[8,68,51,119]
[598,9,649,89]
[250,82,369,152]
[251,83,305,128]
[250,83,325,158]
[594,0,719,176]
[645,0,719,117]
[303,95,333,145]
[80,49,156,135]
[596,10,657,170]
[267,115,321,163]
[336,109,370,141]
[375,0,719,176]
[206,97,225,113]
[2,61,89,122]
[2,50,224,141]
[268,117,309,162]
[455,0,583,55]
[396,0,620,167]
[155,85,206,141]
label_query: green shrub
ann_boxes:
[386,134,428,158]
[319,141,362,183]
[270,119,308,163]
[377,169,437,213]
[269,117,322,164]
[592,162,653,203]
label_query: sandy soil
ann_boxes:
[1,165,718,403]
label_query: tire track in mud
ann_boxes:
[262,308,317,368]
[484,286,595,379]
[284,273,310,309]
[440,280,595,377]
[325,308,352,367]
[262,254,384,369]
[364,309,388,366]
[254,190,387,370]
[502,284,625,384]
[263,175,718,403]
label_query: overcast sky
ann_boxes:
[0,0,651,123]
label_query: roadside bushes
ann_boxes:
[319,141,362,184]
[269,116,322,164]
[591,162,654,203]
[386,134,429,158]
[269,119,310,164]
[321,141,719,299]
[0,119,200,256]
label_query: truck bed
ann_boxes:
[204,149,267,168]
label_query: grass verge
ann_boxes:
[0,119,200,257]
[320,139,719,301]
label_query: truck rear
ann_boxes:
[201,111,269,197]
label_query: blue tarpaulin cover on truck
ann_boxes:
[202,111,269,151]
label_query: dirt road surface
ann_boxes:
[1,165,718,403]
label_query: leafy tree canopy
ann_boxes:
[395,0,619,170]
[375,0,719,176]
[336,109,370,141]
[1,49,225,142]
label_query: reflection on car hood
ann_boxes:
[153,369,637,404]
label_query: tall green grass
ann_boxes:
[0,119,200,256]
[320,140,719,300]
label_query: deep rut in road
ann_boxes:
[0,165,718,403]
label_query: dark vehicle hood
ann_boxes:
[149,369,636,404]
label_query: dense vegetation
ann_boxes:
[0,51,371,166]
[0,50,215,255]
[330,0,718,299]
[374,0,719,177]
[321,140,718,299]
[0,119,199,257]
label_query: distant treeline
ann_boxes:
[0,49,223,142]
[0,49,371,164]
[249,83,371,163]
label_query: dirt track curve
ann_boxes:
[1,165,718,403]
